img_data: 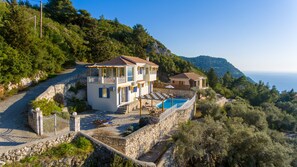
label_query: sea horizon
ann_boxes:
[245,71,297,92]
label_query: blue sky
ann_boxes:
[45,0,297,72]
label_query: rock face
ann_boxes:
[4,71,47,91]
[65,89,86,101]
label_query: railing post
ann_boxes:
[35,108,43,136]
[70,112,80,132]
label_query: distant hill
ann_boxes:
[181,55,245,78]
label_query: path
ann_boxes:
[0,64,87,150]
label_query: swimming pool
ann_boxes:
[156,98,188,109]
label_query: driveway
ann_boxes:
[0,64,87,150]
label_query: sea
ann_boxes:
[245,72,297,92]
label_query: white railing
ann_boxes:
[159,104,178,121]
[178,95,196,110]
[117,77,126,84]
[101,77,116,84]
[159,94,196,121]
[88,77,99,83]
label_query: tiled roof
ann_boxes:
[90,55,158,67]
[96,56,134,66]
[170,72,206,80]
[122,56,158,66]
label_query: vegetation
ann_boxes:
[174,69,297,166]
[31,98,62,116]
[5,137,94,167]
[0,0,203,88]
[174,99,297,166]
[110,155,137,167]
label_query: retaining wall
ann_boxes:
[154,88,195,98]
[0,132,76,164]
[94,94,196,159]
[0,132,155,167]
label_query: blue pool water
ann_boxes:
[156,98,188,109]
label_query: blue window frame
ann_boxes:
[99,88,110,98]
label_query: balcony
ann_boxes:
[87,76,126,84]
[144,73,157,81]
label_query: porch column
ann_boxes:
[139,98,142,117]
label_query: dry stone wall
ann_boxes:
[94,94,196,159]
[0,132,155,167]
[154,88,195,98]
[0,132,76,164]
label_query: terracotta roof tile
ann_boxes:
[90,55,158,67]
[122,56,158,66]
[170,72,205,80]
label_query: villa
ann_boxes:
[87,56,158,112]
[169,72,207,89]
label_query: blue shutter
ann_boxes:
[107,88,110,98]
[133,86,137,92]
[99,88,102,98]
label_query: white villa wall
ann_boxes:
[87,83,118,112]
[141,82,149,96]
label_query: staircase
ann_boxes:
[116,105,128,114]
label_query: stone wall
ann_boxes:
[80,132,156,167]
[94,94,196,159]
[36,72,86,101]
[0,132,155,167]
[154,88,195,98]
[0,132,76,164]
[125,98,195,158]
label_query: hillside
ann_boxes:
[0,1,204,89]
[181,55,245,78]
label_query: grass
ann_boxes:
[4,137,94,167]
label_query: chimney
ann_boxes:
[146,57,150,61]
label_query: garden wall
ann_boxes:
[94,94,196,159]
[36,72,86,101]
[0,132,76,164]
[0,132,155,167]
[154,88,195,98]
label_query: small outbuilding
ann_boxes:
[169,72,207,89]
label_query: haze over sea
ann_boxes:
[245,72,297,92]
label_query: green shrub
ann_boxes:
[111,154,137,167]
[74,137,93,152]
[31,98,62,116]
[68,98,87,113]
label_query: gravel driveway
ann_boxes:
[0,64,87,150]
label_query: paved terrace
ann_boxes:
[80,102,161,136]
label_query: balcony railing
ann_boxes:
[88,76,126,84]
[117,77,126,84]
[100,77,115,84]
[88,77,99,83]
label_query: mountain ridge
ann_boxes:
[180,55,246,78]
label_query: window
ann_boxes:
[179,81,184,85]
[128,67,134,81]
[99,88,110,98]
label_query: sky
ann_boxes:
[43,0,297,72]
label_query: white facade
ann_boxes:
[87,57,158,112]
